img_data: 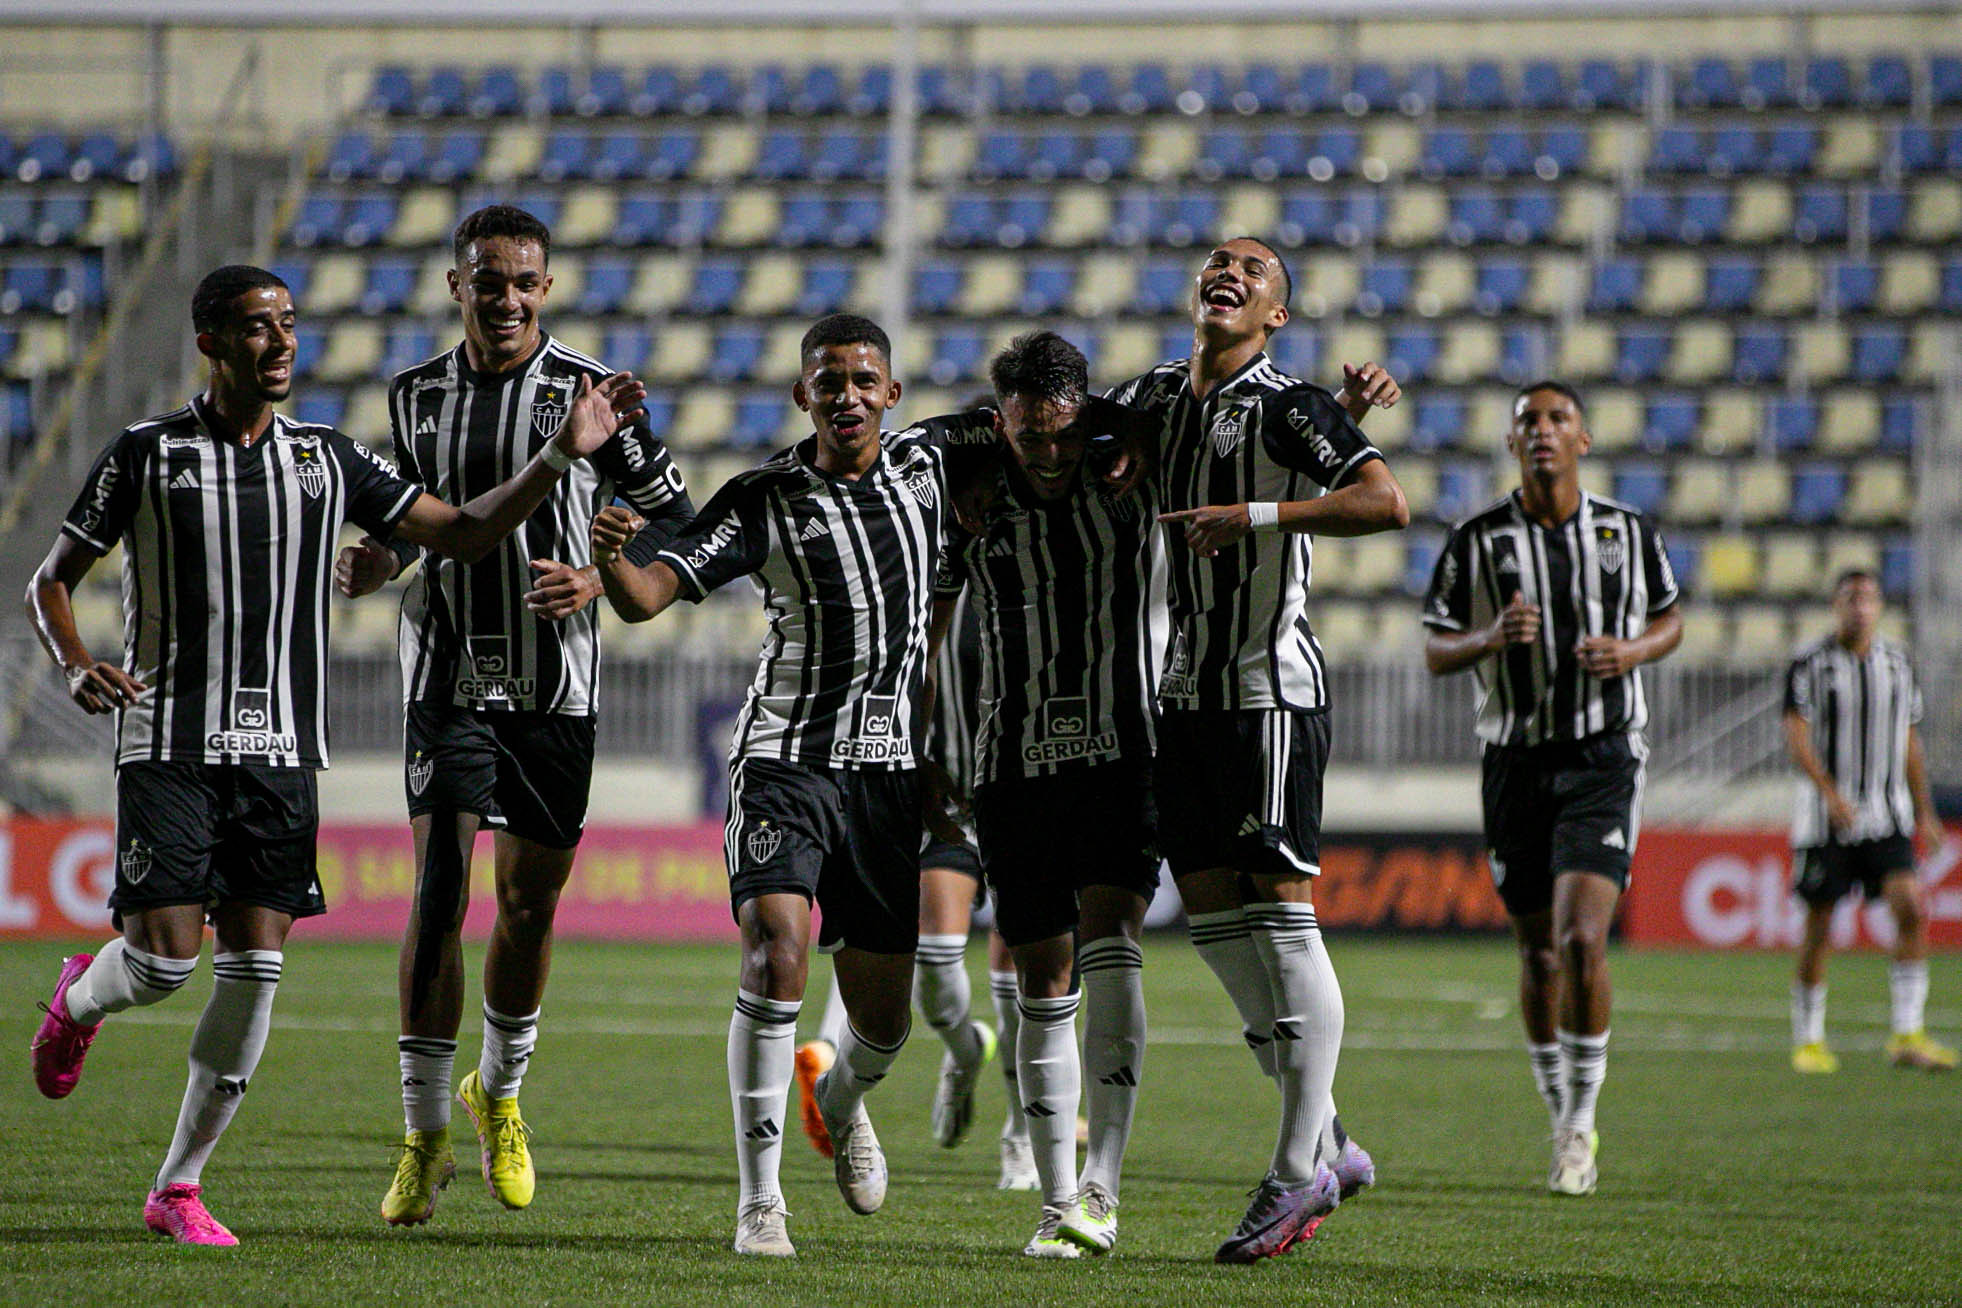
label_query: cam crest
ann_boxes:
[746,821,783,865]
[530,381,571,443]
[292,446,326,500]
[119,838,153,884]
[1596,526,1625,575]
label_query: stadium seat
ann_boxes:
[1794,186,1848,242]
[1850,326,1907,381]
[1667,457,1729,523]
[1789,463,1849,525]
[1589,259,1641,313]
[360,258,419,314]
[1802,56,1853,109]
[1615,329,1671,383]
[1734,461,1792,523]
[1732,326,1788,383]
[1383,328,1440,383]
[1842,462,1911,525]
[1474,259,1529,315]
[1865,54,1913,107]
[1933,54,1962,105]
[928,327,988,386]
[1760,531,1825,596]
[1699,535,1760,598]
[686,260,745,316]
[1356,261,1412,317]
[1613,462,1669,517]
[1830,260,1879,314]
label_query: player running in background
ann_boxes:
[1110,238,1405,1263]
[336,204,693,1227]
[25,264,645,1245]
[589,314,990,1258]
[1784,569,1956,1074]
[1423,381,1683,1196]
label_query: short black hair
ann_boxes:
[1223,234,1291,315]
[800,313,890,364]
[1515,379,1587,420]
[192,265,289,334]
[989,330,1088,406]
[1834,568,1879,593]
[453,204,552,267]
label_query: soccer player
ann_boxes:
[1422,381,1683,1196]
[336,204,694,1227]
[24,264,646,1245]
[588,313,990,1258]
[938,331,1164,1258]
[1784,569,1956,1074]
[1109,238,1405,1262]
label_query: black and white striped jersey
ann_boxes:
[923,588,982,797]
[936,461,1165,784]
[657,417,989,771]
[60,396,422,769]
[1424,490,1681,747]
[388,334,693,715]
[1110,354,1382,712]
[1784,636,1922,847]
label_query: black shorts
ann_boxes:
[1794,835,1914,907]
[111,761,324,923]
[1481,733,1645,917]
[1156,708,1328,879]
[919,821,981,881]
[404,702,596,850]
[726,757,923,955]
[974,759,1160,947]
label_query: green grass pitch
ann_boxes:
[3,937,1957,1306]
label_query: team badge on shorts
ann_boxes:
[119,838,153,884]
[746,821,783,865]
[408,750,433,797]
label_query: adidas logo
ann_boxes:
[169,469,200,491]
[744,1118,780,1141]
[1098,1067,1138,1087]
[1602,828,1627,850]
[1237,815,1261,836]
[415,416,437,437]
[799,518,826,542]
[987,539,1015,557]
[1272,1020,1303,1042]
[1024,1102,1057,1119]
[214,1078,249,1097]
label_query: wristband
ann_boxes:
[1246,501,1281,530]
[541,441,575,472]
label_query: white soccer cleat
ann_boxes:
[733,1198,795,1256]
[1058,1181,1118,1253]
[998,1133,1040,1192]
[1549,1128,1599,1196]
[930,1020,997,1148]
[818,1092,888,1216]
[1023,1203,1085,1259]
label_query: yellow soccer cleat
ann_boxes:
[1885,1030,1959,1072]
[457,1070,535,1209]
[382,1126,457,1226]
[1791,1042,1840,1075]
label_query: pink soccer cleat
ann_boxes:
[1332,1137,1376,1199]
[144,1183,239,1246]
[30,953,101,1099]
[1213,1164,1341,1264]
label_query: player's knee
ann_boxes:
[1517,941,1559,984]
[1556,921,1608,969]
[494,885,563,942]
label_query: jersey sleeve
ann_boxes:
[935,520,972,599]
[61,429,143,554]
[328,429,423,539]
[652,477,771,602]
[1783,655,1811,716]
[1258,384,1383,490]
[587,412,697,567]
[1638,515,1681,612]
[1421,523,1475,631]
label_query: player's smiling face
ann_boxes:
[1507,388,1591,482]
[794,342,900,464]
[201,285,297,406]
[997,392,1087,501]
[451,235,551,373]
[1192,240,1289,342]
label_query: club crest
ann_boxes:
[901,469,937,507]
[1596,526,1625,574]
[1209,406,1247,457]
[119,838,153,884]
[292,447,326,500]
[530,381,571,444]
[408,750,433,797]
[746,821,783,865]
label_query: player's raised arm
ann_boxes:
[391,372,645,564]
[589,506,682,621]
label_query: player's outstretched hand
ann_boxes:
[525,558,601,620]
[1159,504,1250,557]
[1340,362,1401,421]
[335,535,398,598]
[555,373,648,461]
[590,506,645,565]
[65,660,145,715]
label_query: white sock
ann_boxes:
[155,951,281,1189]
[398,1036,457,1133]
[65,938,195,1026]
[479,1003,540,1100]
[729,990,799,1212]
[815,972,848,1051]
[1890,960,1929,1036]
[1527,1040,1565,1131]
[1791,982,1828,1047]
[915,933,982,1063]
[1247,901,1343,1187]
[990,969,1027,1140]
[1078,936,1144,1200]
[1557,1028,1610,1135]
[815,1019,908,1126]
[1189,908,1279,1080]
[1017,991,1082,1207]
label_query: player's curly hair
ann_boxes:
[989,330,1088,406]
[800,313,890,364]
[453,204,552,267]
[191,265,288,334]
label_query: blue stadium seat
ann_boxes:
[1576,59,1643,110]
[1878,399,1917,453]
[811,129,875,182]
[1865,188,1906,242]
[1357,261,1413,316]
[917,66,965,116]
[928,327,988,386]
[1310,128,1362,177]
[1589,259,1643,312]
[16,133,68,182]
[687,260,745,316]
[630,67,684,116]
[536,67,576,116]
[324,132,376,181]
[1708,126,1761,175]
[601,327,654,373]
[1411,396,1466,451]
[1933,55,1962,106]
[1678,190,1731,243]
[645,130,700,181]
[1793,186,1847,243]
[1613,462,1669,516]
[577,258,635,315]
[1620,190,1674,243]
[1158,326,1193,362]
[1069,65,1120,117]
[1267,328,1318,380]
[1768,397,1820,451]
[369,67,415,116]
[611,191,670,244]
[1278,189,1336,246]
[1186,66,1234,115]
[270,259,310,303]
[1789,463,1848,524]
[1733,325,1788,382]
[641,391,676,441]
[1447,190,1504,244]
[1295,64,1340,114]
[472,68,523,118]
[538,131,592,182]
[914,262,963,315]
[1865,54,1912,107]
[795,65,846,117]
[1433,465,1488,523]
[1027,131,1083,180]
[1422,127,1481,179]
[1650,127,1703,175]
[974,131,1025,182]
[1403,535,1445,594]
[127,133,177,182]
[1881,538,1913,598]
[1012,65,1065,114]
[1521,60,1565,110]
[706,326,766,382]
[70,133,122,183]
[583,67,631,116]
[36,192,87,245]
[1133,258,1187,314]
[290,331,325,378]
[1198,129,1254,181]
[1347,63,1399,114]
[746,65,795,116]
[418,68,468,118]
[1483,127,1535,178]
[1240,64,1289,114]
[1508,191,1560,245]
[1665,538,1699,590]
[1336,189,1383,245]
[1537,126,1587,178]
[587,131,646,181]
[1705,258,1760,311]
[341,194,398,246]
[731,393,781,448]
[998,194,1051,246]
[3,260,69,313]
[380,326,437,377]
[1681,57,1742,109]
[289,195,341,246]
[1851,327,1907,381]
[1941,260,1962,314]
[1475,260,1530,315]
[775,193,831,246]
[1831,261,1879,314]
[686,66,742,116]
[295,392,346,430]
[941,194,994,248]
[361,258,419,314]
[796,260,854,316]
[1018,259,1074,316]
[1084,129,1139,181]
[1645,393,1700,451]
[1249,130,1308,181]
[1616,329,1671,382]
[0,192,33,243]
[833,196,883,247]
[1385,328,1440,383]
[1462,60,1510,111]
[1745,57,1796,109]
[754,130,806,182]
[1895,125,1940,173]
[1763,124,1817,174]
[375,130,433,183]
[1802,57,1853,108]
[1404,63,1447,114]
